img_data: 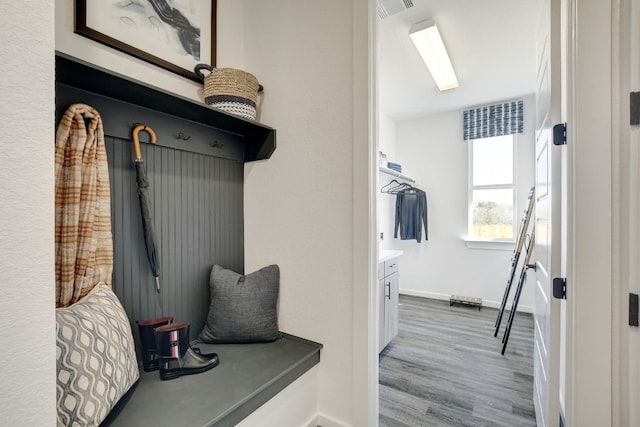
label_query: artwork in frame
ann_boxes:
[75,0,216,82]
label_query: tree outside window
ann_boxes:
[469,135,516,240]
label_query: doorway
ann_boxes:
[375,0,544,425]
[371,1,620,426]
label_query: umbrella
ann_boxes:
[132,124,161,293]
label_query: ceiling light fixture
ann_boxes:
[409,18,459,91]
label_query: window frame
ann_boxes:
[467,134,518,243]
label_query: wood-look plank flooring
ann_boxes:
[379,295,536,427]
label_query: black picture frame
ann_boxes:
[75,0,216,82]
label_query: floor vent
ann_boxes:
[449,295,483,311]
[377,0,414,19]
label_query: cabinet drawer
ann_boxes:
[378,262,384,280]
[385,259,399,277]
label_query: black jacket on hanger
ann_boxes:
[394,188,428,242]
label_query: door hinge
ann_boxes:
[552,277,566,299]
[631,92,640,125]
[553,123,567,145]
[630,293,639,327]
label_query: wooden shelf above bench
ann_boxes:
[55,52,276,162]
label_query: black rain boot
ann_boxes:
[154,321,219,381]
[136,316,173,372]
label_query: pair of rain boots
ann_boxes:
[137,317,219,381]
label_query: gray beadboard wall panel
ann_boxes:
[105,135,244,345]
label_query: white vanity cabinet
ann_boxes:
[378,250,402,352]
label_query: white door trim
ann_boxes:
[353,0,379,425]
[610,0,638,425]
[564,0,613,425]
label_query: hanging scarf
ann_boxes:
[55,104,113,307]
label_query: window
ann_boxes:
[468,134,516,240]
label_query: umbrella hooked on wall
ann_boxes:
[132,124,161,293]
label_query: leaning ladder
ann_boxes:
[501,230,535,354]
[494,185,535,338]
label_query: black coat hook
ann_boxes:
[175,132,191,141]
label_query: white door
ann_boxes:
[632,2,640,425]
[533,0,562,426]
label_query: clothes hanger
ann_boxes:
[390,182,413,194]
[380,179,401,193]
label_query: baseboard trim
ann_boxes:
[306,413,350,427]
[399,288,533,314]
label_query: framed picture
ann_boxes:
[75,0,216,82]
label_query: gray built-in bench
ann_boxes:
[55,54,321,426]
[102,334,322,426]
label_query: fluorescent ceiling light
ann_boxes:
[409,18,459,91]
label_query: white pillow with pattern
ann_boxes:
[56,283,139,426]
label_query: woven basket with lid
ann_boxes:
[195,64,263,121]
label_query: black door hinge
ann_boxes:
[630,293,639,327]
[552,277,566,299]
[631,92,640,125]
[553,123,567,145]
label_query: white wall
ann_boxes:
[378,112,397,246]
[379,111,397,162]
[382,95,536,311]
[0,2,56,426]
[240,1,369,424]
[56,0,371,425]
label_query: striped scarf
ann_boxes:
[55,104,113,308]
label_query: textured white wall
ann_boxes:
[240,0,369,423]
[387,95,536,311]
[0,2,56,425]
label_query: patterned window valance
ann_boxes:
[463,100,524,140]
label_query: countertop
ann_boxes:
[379,249,404,263]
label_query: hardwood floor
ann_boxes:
[379,295,536,427]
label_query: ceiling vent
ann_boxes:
[377,0,414,19]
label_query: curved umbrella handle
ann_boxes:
[132,124,158,161]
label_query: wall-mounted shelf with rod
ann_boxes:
[55,52,276,162]
[379,165,416,183]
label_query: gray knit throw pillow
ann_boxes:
[199,264,280,343]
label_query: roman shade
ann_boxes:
[463,100,524,140]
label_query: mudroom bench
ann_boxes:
[54,53,318,426]
[102,333,322,427]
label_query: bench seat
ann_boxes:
[102,333,322,427]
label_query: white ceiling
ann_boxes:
[377,0,541,121]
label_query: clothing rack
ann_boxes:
[379,165,415,184]
[380,179,421,194]
[381,178,428,242]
